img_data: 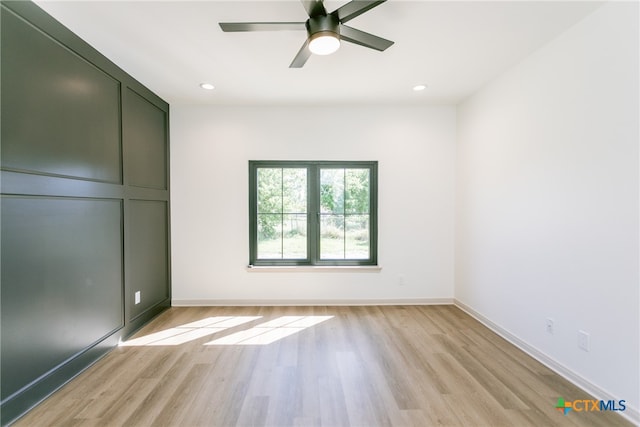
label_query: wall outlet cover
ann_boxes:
[546,318,555,334]
[578,330,590,352]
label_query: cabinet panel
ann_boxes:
[0,197,124,401]
[124,89,168,189]
[129,200,169,318]
[1,8,121,183]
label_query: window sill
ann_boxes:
[246,265,382,273]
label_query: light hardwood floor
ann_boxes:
[15,305,633,426]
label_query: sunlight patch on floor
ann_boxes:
[205,316,334,346]
[120,316,262,346]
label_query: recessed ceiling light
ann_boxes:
[200,83,215,90]
[413,84,427,92]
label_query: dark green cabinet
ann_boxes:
[0,2,170,424]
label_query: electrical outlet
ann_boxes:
[134,291,141,305]
[546,318,555,334]
[578,330,590,352]
[398,275,405,286]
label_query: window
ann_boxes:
[249,161,377,266]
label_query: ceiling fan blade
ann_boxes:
[339,25,394,51]
[333,0,387,24]
[300,0,327,18]
[289,39,312,68]
[219,22,306,32]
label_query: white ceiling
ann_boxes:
[34,1,603,106]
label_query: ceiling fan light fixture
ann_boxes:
[308,31,340,55]
[219,0,393,67]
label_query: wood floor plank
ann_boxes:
[121,351,192,426]
[432,333,530,410]
[13,305,634,427]
[317,376,350,427]
[336,350,393,427]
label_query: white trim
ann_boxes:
[454,299,639,425]
[246,265,382,272]
[172,298,453,307]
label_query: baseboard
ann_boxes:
[454,299,639,425]
[172,297,454,307]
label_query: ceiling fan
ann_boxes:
[219,0,394,68]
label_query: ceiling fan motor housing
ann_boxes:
[306,14,340,39]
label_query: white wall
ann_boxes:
[456,1,639,412]
[171,105,456,303]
